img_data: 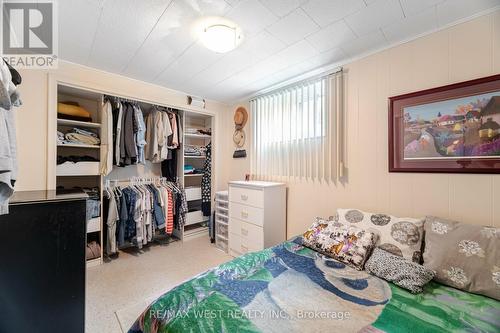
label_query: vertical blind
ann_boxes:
[250,71,344,182]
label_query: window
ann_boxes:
[251,72,344,181]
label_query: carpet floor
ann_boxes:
[86,236,232,333]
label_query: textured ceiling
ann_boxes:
[59,0,500,102]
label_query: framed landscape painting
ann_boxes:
[389,74,500,173]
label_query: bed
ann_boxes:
[129,238,500,333]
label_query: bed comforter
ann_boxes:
[129,238,500,333]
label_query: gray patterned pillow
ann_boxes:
[365,247,435,293]
[423,216,500,300]
[336,208,424,263]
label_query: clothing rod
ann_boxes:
[105,177,165,182]
[103,94,179,111]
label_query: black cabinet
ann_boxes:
[0,191,87,333]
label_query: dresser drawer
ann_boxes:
[229,202,264,227]
[229,218,264,249]
[229,233,242,255]
[229,186,264,208]
[228,217,242,236]
[240,220,264,249]
[229,232,262,255]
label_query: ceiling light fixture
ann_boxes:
[197,18,243,53]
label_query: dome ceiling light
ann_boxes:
[196,18,243,53]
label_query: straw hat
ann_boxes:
[234,106,248,129]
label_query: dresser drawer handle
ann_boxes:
[241,194,248,201]
[241,228,248,236]
[241,211,249,219]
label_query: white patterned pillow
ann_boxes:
[336,209,424,263]
[365,248,435,293]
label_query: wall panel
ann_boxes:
[226,11,500,237]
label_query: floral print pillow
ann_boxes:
[302,218,378,270]
[335,209,424,263]
[423,216,500,301]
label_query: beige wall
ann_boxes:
[15,61,230,191]
[218,101,252,191]
[225,11,500,237]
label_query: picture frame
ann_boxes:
[389,74,500,173]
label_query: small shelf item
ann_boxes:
[185,187,202,201]
[86,257,101,267]
[185,210,209,226]
[57,143,100,149]
[184,133,211,139]
[56,161,100,176]
[215,236,228,252]
[184,173,203,177]
[87,217,101,233]
[215,190,229,253]
[57,118,101,129]
[216,213,228,225]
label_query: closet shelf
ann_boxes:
[57,144,101,149]
[184,133,211,139]
[184,225,209,236]
[184,155,206,159]
[57,118,101,129]
[184,174,203,177]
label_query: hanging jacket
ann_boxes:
[201,142,212,216]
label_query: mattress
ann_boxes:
[129,238,500,333]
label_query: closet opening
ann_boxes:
[53,83,215,267]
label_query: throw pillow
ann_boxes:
[336,208,424,263]
[423,216,500,301]
[365,247,435,293]
[302,218,378,270]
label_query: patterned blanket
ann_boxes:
[129,239,500,333]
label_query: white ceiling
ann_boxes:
[59,0,500,103]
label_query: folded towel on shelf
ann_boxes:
[57,155,99,165]
[57,131,66,144]
[65,132,100,145]
[184,144,206,156]
[184,165,195,174]
[72,127,98,138]
[185,127,211,136]
[58,113,92,122]
[185,128,199,134]
[58,102,91,119]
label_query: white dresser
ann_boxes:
[228,181,286,257]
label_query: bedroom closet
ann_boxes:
[51,83,215,267]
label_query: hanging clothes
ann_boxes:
[166,191,174,235]
[120,103,138,165]
[101,100,113,175]
[161,110,181,181]
[160,111,173,161]
[201,142,212,216]
[113,102,123,166]
[0,60,21,215]
[144,109,165,163]
[105,190,119,255]
[103,179,187,252]
[134,106,147,164]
